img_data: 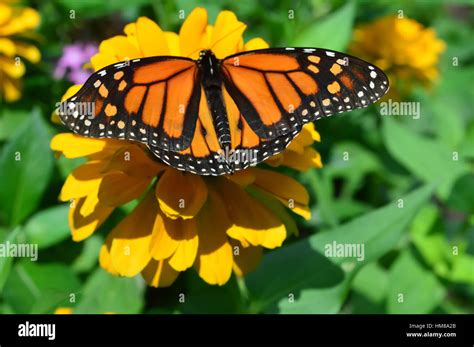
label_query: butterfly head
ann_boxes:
[197,49,216,62]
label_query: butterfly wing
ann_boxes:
[220,47,389,159]
[58,56,201,152]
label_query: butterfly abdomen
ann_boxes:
[198,50,231,149]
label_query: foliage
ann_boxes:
[0,0,472,314]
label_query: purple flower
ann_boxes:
[54,42,97,84]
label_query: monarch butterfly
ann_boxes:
[58,47,389,175]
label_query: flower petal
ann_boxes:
[164,31,180,56]
[168,218,198,271]
[98,172,151,207]
[141,259,179,288]
[252,168,311,220]
[243,37,269,51]
[195,189,233,285]
[91,35,140,70]
[69,197,113,241]
[108,191,157,276]
[60,161,106,201]
[179,7,208,59]
[148,211,180,260]
[149,210,198,271]
[1,75,21,101]
[210,11,246,58]
[99,242,118,275]
[155,169,208,219]
[280,147,323,172]
[136,17,169,56]
[102,145,165,177]
[230,239,262,277]
[51,134,123,159]
[217,178,286,249]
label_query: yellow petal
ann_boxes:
[1,75,21,102]
[0,4,13,27]
[13,41,41,63]
[102,145,165,178]
[61,84,82,102]
[149,210,198,271]
[60,161,106,201]
[54,307,73,314]
[164,31,180,56]
[98,172,151,207]
[252,168,311,220]
[148,210,179,260]
[141,259,179,288]
[230,240,262,277]
[91,35,140,70]
[195,189,233,285]
[281,146,323,172]
[226,171,256,187]
[99,242,118,275]
[69,197,113,241]
[179,7,208,59]
[217,178,286,249]
[0,56,25,78]
[0,7,40,36]
[243,37,269,51]
[136,17,169,56]
[168,218,198,271]
[108,191,157,276]
[90,52,118,71]
[210,11,246,58]
[0,38,16,56]
[51,133,123,159]
[155,169,208,219]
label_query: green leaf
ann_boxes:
[75,269,145,314]
[447,174,474,214]
[292,2,356,50]
[383,117,469,198]
[0,109,30,141]
[245,184,434,313]
[23,205,70,249]
[0,112,54,225]
[351,262,388,313]
[326,141,382,199]
[387,250,445,313]
[0,228,21,293]
[3,260,81,313]
[179,272,243,314]
[72,235,102,273]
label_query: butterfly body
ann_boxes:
[58,47,389,176]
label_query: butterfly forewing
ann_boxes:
[58,56,201,153]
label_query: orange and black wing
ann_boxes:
[58,56,201,152]
[220,47,389,160]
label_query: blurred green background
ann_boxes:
[0,0,473,314]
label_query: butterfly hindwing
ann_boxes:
[58,56,201,152]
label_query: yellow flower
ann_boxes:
[349,15,445,98]
[0,0,41,102]
[51,8,322,287]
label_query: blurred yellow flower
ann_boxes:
[350,15,445,98]
[0,0,41,102]
[51,8,322,287]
